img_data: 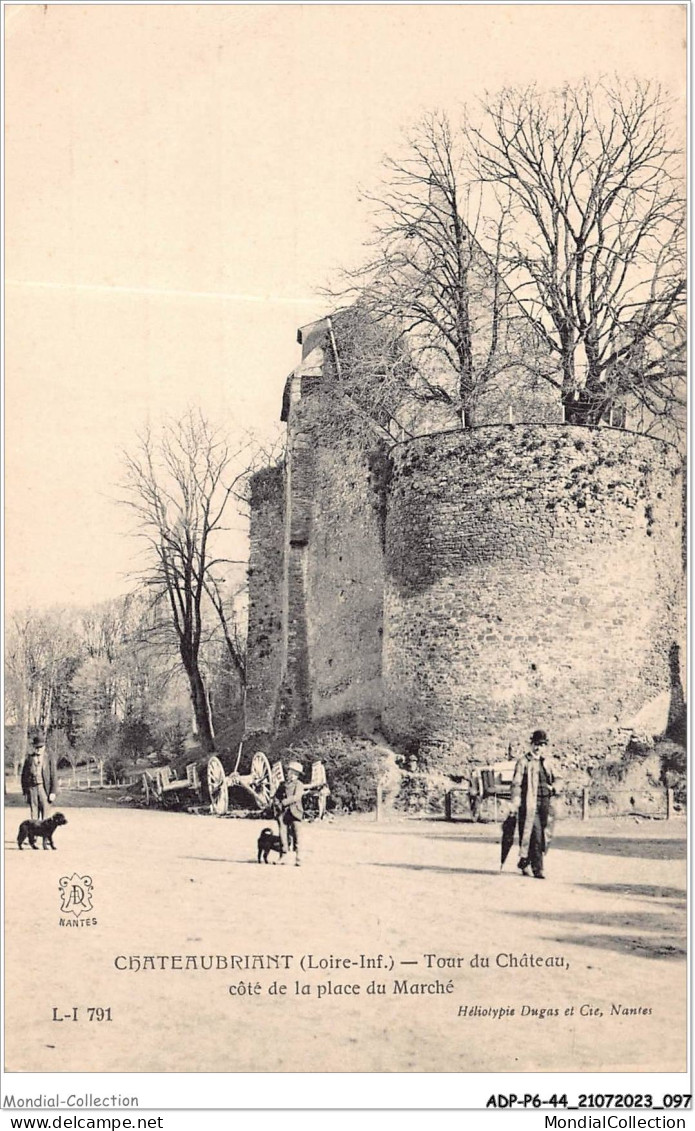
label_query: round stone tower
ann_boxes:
[382,424,685,774]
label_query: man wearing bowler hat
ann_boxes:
[21,732,57,821]
[276,760,308,866]
[510,730,558,880]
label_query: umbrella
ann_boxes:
[500,811,518,870]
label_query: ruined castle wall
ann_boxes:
[245,465,285,734]
[383,425,685,774]
[305,431,386,724]
[275,419,318,731]
[248,371,387,735]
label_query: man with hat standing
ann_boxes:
[275,760,308,866]
[510,730,558,880]
[21,732,57,821]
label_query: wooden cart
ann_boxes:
[467,760,515,820]
[445,759,516,821]
[142,750,274,815]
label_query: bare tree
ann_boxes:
[77,592,166,720]
[120,411,255,752]
[5,609,80,776]
[331,111,532,426]
[204,575,247,688]
[471,79,686,428]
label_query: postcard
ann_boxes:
[3,1,688,1110]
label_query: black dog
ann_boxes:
[18,812,68,851]
[257,826,284,864]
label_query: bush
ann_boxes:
[284,731,398,813]
[393,771,449,814]
[104,756,129,785]
[657,739,686,805]
[119,717,156,761]
[161,720,188,762]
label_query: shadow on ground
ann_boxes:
[505,909,681,932]
[502,904,686,963]
[4,790,130,810]
[551,933,685,961]
[577,882,686,902]
[366,862,503,877]
[552,836,685,860]
[327,825,686,861]
[182,855,250,865]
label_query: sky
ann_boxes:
[5,3,686,613]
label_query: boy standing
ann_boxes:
[276,760,307,866]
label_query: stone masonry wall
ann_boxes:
[250,374,387,735]
[275,421,317,731]
[306,431,386,724]
[245,465,285,733]
[383,425,685,775]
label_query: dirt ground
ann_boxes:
[3,799,686,1073]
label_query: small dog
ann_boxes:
[18,812,68,851]
[257,826,284,864]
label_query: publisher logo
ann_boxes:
[59,874,96,926]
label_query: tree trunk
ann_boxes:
[205,683,216,740]
[186,666,216,752]
[42,679,54,733]
[15,673,29,782]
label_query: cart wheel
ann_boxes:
[250,752,272,807]
[206,756,229,815]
